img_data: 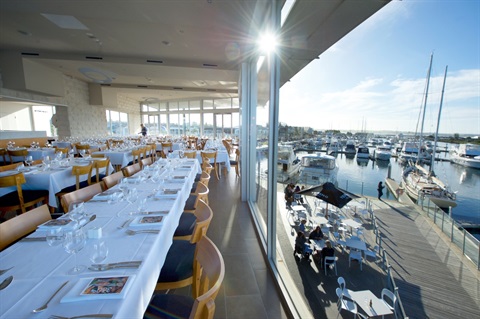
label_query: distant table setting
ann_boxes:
[0,158,200,318]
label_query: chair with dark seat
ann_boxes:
[55,164,93,209]
[0,163,22,172]
[90,158,111,184]
[7,149,28,164]
[175,193,211,241]
[102,171,125,189]
[60,182,104,213]
[201,151,219,180]
[155,199,213,292]
[0,172,49,217]
[0,204,51,251]
[229,148,240,177]
[74,143,90,157]
[183,181,209,213]
[160,142,173,158]
[122,163,141,177]
[145,236,224,319]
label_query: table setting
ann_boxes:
[0,158,200,318]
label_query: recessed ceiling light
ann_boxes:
[41,13,88,30]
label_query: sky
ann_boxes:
[278,0,480,135]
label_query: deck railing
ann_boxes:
[418,195,480,270]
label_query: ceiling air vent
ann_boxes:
[207,89,217,91]
[146,60,163,64]
[21,52,40,56]
[172,87,183,90]
[85,56,103,60]
[203,63,218,67]
[100,84,111,86]
[137,85,148,88]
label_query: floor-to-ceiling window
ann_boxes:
[106,109,129,136]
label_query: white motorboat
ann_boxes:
[327,140,342,154]
[356,145,370,159]
[276,144,301,183]
[374,145,392,161]
[298,153,338,186]
[450,144,480,169]
[398,141,429,163]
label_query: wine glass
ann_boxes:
[68,202,85,227]
[46,228,64,246]
[63,229,87,274]
[90,239,108,264]
[79,149,86,158]
[25,155,33,167]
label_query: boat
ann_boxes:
[344,140,356,155]
[374,144,392,161]
[276,144,301,183]
[298,153,338,186]
[450,144,480,169]
[402,60,457,209]
[356,144,370,159]
[327,140,342,154]
[398,141,429,163]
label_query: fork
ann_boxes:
[126,229,159,235]
[0,267,13,276]
[49,314,113,319]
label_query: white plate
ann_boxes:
[61,275,135,302]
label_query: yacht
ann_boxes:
[374,144,392,161]
[298,153,338,186]
[402,163,457,209]
[276,144,301,183]
[450,144,480,169]
[327,140,342,154]
[398,141,429,163]
[344,140,357,155]
[356,144,370,159]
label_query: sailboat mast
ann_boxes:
[417,53,434,164]
[431,65,448,174]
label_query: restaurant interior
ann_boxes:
[0,1,394,318]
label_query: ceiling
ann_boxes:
[0,0,390,104]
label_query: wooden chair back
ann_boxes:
[200,151,218,180]
[161,142,173,158]
[195,182,209,205]
[131,148,143,165]
[0,204,51,251]
[71,163,93,189]
[90,153,105,158]
[190,199,213,244]
[199,171,211,188]
[0,163,21,172]
[222,139,233,155]
[75,143,90,154]
[61,182,104,213]
[92,158,111,183]
[0,172,48,214]
[184,150,197,159]
[190,236,225,308]
[231,148,240,177]
[141,157,152,167]
[102,171,124,189]
[54,147,69,154]
[121,163,141,177]
[0,148,7,164]
[7,149,28,163]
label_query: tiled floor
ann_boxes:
[182,170,290,319]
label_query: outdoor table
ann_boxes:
[343,289,393,318]
[345,238,367,251]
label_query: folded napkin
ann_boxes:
[154,190,178,199]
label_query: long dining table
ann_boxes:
[0,158,200,318]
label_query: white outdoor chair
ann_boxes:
[364,245,380,262]
[348,250,363,270]
[381,288,397,317]
[324,256,338,276]
[335,288,357,319]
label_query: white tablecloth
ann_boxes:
[0,158,200,318]
[0,160,114,208]
[155,143,182,151]
[92,150,134,169]
[172,150,231,172]
[9,148,56,162]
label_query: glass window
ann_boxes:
[189,113,201,136]
[214,98,232,109]
[169,101,178,112]
[32,105,56,136]
[203,113,213,138]
[169,113,180,136]
[189,100,201,110]
[106,110,129,136]
[203,100,213,110]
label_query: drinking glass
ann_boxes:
[90,240,108,264]
[46,228,64,246]
[63,229,87,274]
[25,155,33,167]
[68,202,85,227]
[79,149,86,158]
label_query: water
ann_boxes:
[293,143,480,227]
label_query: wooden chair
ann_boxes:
[102,171,125,189]
[131,148,143,166]
[199,171,211,188]
[160,142,173,158]
[146,143,157,162]
[75,144,90,157]
[155,200,214,291]
[230,148,240,177]
[0,172,49,216]
[60,182,104,213]
[184,182,210,214]
[0,163,22,172]
[141,157,152,167]
[55,164,93,207]
[0,204,51,251]
[184,150,197,159]
[222,139,233,155]
[201,151,219,180]
[91,158,111,184]
[121,163,141,177]
[7,149,28,164]
[90,153,105,158]
[146,236,225,319]
[54,147,69,155]
[0,148,7,165]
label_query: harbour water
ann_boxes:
[288,142,480,227]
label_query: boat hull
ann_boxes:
[451,155,480,169]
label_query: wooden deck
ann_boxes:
[372,199,479,318]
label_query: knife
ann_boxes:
[0,276,13,290]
